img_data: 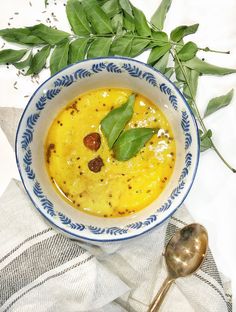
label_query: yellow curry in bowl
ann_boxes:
[45,88,176,218]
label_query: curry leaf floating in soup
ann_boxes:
[45,88,176,218]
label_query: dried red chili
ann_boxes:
[83,132,101,151]
[88,156,104,173]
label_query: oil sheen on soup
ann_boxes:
[45,88,176,217]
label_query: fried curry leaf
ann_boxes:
[113,128,156,160]
[101,94,135,148]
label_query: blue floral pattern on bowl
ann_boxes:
[16,57,199,242]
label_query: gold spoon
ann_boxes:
[148,223,208,312]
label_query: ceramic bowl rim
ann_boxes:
[15,56,200,242]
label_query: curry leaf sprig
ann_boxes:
[113,128,157,161]
[101,94,135,149]
[0,0,235,171]
[100,94,157,161]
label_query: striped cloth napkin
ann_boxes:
[0,107,233,312]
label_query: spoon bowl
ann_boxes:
[166,223,208,278]
[148,223,208,312]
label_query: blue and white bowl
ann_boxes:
[15,57,199,242]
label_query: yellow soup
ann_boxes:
[45,88,176,217]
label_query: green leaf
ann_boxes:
[13,52,32,69]
[204,89,234,118]
[174,81,184,89]
[200,129,212,140]
[183,69,199,99]
[69,38,89,63]
[164,67,174,79]
[130,38,149,57]
[0,27,44,45]
[110,34,133,56]
[0,49,27,65]
[184,57,236,75]
[81,0,113,34]
[66,0,91,35]
[170,24,199,42]
[113,128,156,161]
[151,0,172,30]
[187,98,197,113]
[102,0,121,18]
[177,42,198,61]
[119,0,133,17]
[175,39,184,53]
[87,37,112,58]
[132,6,151,37]
[50,40,69,75]
[111,13,123,32]
[29,24,69,45]
[200,129,213,152]
[97,0,108,4]
[26,45,51,75]
[175,62,184,82]
[149,31,169,48]
[154,51,169,73]
[147,43,171,65]
[175,58,191,82]
[101,94,135,148]
[123,12,135,32]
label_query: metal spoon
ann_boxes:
[148,223,208,312]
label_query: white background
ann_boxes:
[0,0,236,309]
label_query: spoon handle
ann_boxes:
[148,276,174,312]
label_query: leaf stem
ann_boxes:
[148,21,161,32]
[72,33,170,45]
[172,49,236,173]
[172,41,230,55]
[199,47,230,54]
[72,34,231,55]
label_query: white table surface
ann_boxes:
[0,0,236,309]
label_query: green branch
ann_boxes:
[173,49,236,173]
